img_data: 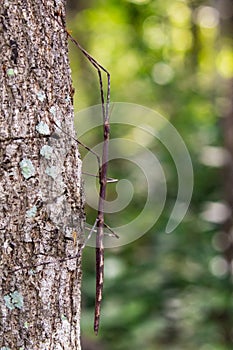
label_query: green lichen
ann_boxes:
[26,205,37,218]
[40,145,53,159]
[45,166,58,180]
[19,159,35,179]
[4,291,24,310]
[36,121,50,135]
[7,68,15,76]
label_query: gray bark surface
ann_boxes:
[0,1,84,349]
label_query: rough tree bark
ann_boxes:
[0,1,84,349]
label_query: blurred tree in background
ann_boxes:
[66,0,233,349]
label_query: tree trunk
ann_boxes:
[0,1,84,349]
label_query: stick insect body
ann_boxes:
[55,15,112,335]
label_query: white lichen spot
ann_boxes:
[26,205,37,218]
[19,159,35,179]
[61,314,68,321]
[4,291,24,310]
[49,106,57,116]
[6,68,15,77]
[11,291,24,309]
[37,90,46,102]
[40,145,53,159]
[36,121,50,135]
[65,95,71,103]
[45,166,58,179]
[24,321,29,329]
[3,240,13,254]
[1,347,11,350]
[4,295,14,310]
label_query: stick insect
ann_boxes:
[52,10,114,335]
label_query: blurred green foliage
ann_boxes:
[67,0,233,349]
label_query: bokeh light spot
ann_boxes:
[209,256,228,277]
[195,6,219,28]
[212,232,231,252]
[143,22,168,49]
[152,62,174,85]
[168,2,191,27]
[199,146,229,167]
[201,202,231,224]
